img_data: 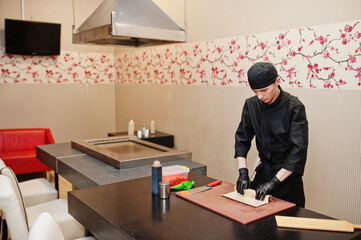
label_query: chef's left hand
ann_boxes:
[255,176,281,201]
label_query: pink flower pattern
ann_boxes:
[0,51,114,84]
[1,20,360,89]
[115,20,361,89]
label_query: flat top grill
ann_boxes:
[71,136,191,169]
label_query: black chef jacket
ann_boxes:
[234,88,308,206]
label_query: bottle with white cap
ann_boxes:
[150,120,156,134]
[137,130,142,138]
[144,129,149,138]
[142,123,146,136]
[152,158,162,195]
[128,119,134,136]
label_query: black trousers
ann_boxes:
[251,170,305,208]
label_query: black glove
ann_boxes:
[236,168,249,194]
[255,176,281,201]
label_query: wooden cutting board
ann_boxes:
[276,216,361,232]
[176,181,295,224]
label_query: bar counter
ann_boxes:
[68,172,361,240]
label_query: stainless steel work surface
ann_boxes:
[71,136,192,169]
[36,142,206,189]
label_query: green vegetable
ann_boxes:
[170,181,195,190]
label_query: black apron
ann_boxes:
[250,161,305,207]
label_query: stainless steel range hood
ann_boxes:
[73,0,186,47]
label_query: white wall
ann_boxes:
[0,84,115,141]
[154,0,361,42]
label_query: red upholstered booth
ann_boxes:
[0,128,54,175]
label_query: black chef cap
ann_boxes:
[247,62,278,89]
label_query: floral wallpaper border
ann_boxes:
[115,19,361,89]
[1,19,360,89]
[0,50,114,84]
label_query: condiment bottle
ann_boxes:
[150,120,156,134]
[128,119,134,136]
[152,158,162,195]
[144,129,149,138]
[137,130,142,138]
[142,123,146,136]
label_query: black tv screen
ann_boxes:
[5,19,61,56]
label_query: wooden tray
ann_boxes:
[176,181,295,224]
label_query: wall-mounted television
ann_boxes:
[5,19,61,56]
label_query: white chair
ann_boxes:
[0,158,57,240]
[0,167,86,240]
[29,212,96,240]
[0,176,94,240]
[0,159,57,207]
[0,175,28,240]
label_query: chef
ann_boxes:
[234,62,308,207]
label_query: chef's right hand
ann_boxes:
[236,168,249,195]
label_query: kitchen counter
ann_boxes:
[36,142,206,189]
[68,172,361,240]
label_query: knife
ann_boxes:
[178,180,222,196]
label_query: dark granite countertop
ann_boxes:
[68,172,361,240]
